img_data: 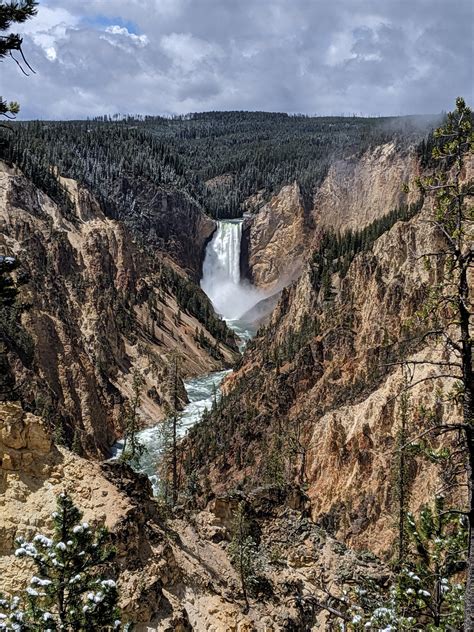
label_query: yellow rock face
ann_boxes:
[0,403,52,472]
[244,143,418,294]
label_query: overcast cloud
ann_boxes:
[2,0,473,119]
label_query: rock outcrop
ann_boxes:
[110,176,216,281]
[311,141,419,233]
[242,182,307,291]
[0,404,388,629]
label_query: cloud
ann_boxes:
[2,0,472,119]
[103,25,149,47]
[160,33,223,72]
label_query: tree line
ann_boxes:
[0,112,435,220]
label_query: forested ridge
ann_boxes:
[0,111,436,220]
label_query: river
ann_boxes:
[119,219,264,493]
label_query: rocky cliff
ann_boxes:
[0,162,238,456]
[107,176,216,281]
[311,141,419,233]
[189,194,470,557]
[241,182,307,291]
[0,402,388,630]
[242,142,419,292]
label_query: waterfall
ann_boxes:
[201,219,264,321]
[203,220,242,286]
[114,220,264,491]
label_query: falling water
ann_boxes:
[113,218,263,493]
[201,220,265,321]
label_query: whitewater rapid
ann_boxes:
[134,369,231,492]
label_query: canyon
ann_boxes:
[0,114,471,630]
[0,161,238,456]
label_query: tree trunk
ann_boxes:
[172,413,178,506]
[172,356,179,506]
[460,252,473,630]
[464,426,474,632]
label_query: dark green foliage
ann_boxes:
[0,113,434,219]
[417,106,474,169]
[0,256,34,399]
[0,493,123,630]
[158,354,183,507]
[0,0,37,52]
[271,312,319,365]
[343,498,467,630]
[414,97,473,628]
[0,0,38,119]
[193,327,224,361]
[229,501,264,611]
[310,198,424,292]
[0,256,20,307]
[120,370,146,468]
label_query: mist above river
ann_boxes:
[200,219,267,321]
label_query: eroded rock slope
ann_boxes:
[189,193,470,557]
[242,142,419,292]
[0,162,238,456]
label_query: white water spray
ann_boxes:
[201,219,265,321]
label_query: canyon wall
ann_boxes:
[241,182,307,291]
[0,401,388,630]
[108,176,216,281]
[0,163,238,456]
[191,192,470,557]
[242,142,419,292]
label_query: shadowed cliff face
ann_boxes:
[106,175,216,282]
[189,182,472,557]
[0,163,238,456]
[242,142,419,292]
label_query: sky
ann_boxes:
[2,0,473,119]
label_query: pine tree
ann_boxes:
[228,502,263,613]
[0,256,20,307]
[0,0,38,119]
[395,384,411,569]
[0,493,124,631]
[155,354,184,507]
[409,97,473,626]
[343,498,467,631]
[167,354,183,506]
[120,370,146,467]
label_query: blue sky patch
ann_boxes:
[82,14,141,35]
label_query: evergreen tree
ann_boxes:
[0,256,20,307]
[153,354,184,507]
[0,255,33,398]
[343,498,467,631]
[163,353,183,506]
[228,502,263,613]
[395,384,411,569]
[0,493,124,631]
[410,97,473,626]
[120,370,146,467]
[0,0,38,118]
